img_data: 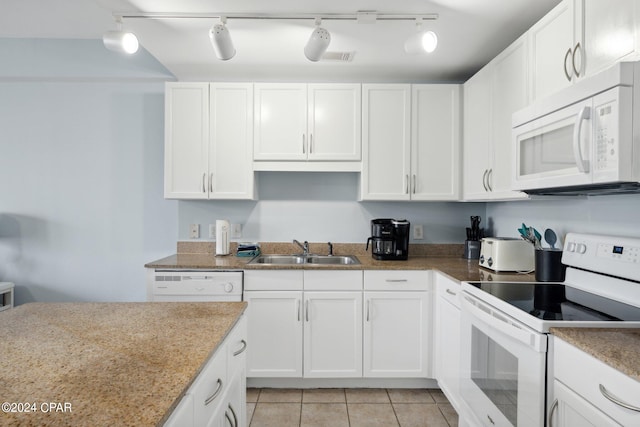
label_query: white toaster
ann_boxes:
[479,238,534,272]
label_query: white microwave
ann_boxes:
[512,62,640,195]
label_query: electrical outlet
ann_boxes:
[190,224,200,239]
[413,224,424,240]
[231,223,242,238]
[209,224,215,239]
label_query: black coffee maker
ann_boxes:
[366,218,410,260]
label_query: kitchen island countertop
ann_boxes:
[550,327,640,382]
[0,301,247,427]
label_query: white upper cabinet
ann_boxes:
[253,83,361,166]
[530,0,640,102]
[209,83,255,199]
[361,84,461,201]
[164,82,254,200]
[361,84,412,200]
[463,36,529,201]
[529,0,581,101]
[411,85,461,201]
[164,83,209,199]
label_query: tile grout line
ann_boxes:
[386,388,402,427]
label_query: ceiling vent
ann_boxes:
[321,51,356,62]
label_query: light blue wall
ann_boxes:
[178,172,487,244]
[486,195,640,247]
[0,39,178,305]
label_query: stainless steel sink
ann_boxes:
[248,255,306,265]
[248,254,360,266]
[305,255,360,265]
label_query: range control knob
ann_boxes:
[567,242,577,252]
[224,283,234,293]
[576,243,587,254]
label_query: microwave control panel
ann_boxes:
[594,99,618,171]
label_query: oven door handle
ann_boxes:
[462,293,546,352]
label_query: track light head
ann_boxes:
[304,19,331,62]
[404,19,438,54]
[209,17,236,60]
[103,18,139,54]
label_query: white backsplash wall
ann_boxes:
[178,172,487,244]
[486,194,640,247]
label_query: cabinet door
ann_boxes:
[411,85,461,201]
[254,83,307,160]
[307,84,361,161]
[164,393,194,427]
[583,0,638,78]
[164,83,209,199]
[529,0,578,101]
[244,291,303,377]
[363,291,430,377]
[551,380,621,427]
[361,84,411,200]
[209,84,255,199]
[462,67,492,200]
[434,273,462,410]
[304,291,363,378]
[490,36,529,199]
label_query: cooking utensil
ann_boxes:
[544,228,558,249]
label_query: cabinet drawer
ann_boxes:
[191,345,228,425]
[244,270,303,291]
[304,270,363,291]
[364,270,430,291]
[554,337,640,426]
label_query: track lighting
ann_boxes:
[209,17,236,61]
[404,19,438,54]
[304,18,331,62]
[103,17,139,54]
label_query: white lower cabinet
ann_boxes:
[363,270,431,378]
[165,315,247,427]
[245,269,432,381]
[433,272,462,411]
[551,337,640,427]
[304,291,363,378]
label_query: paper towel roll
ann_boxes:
[216,220,230,256]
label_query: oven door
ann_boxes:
[460,292,547,427]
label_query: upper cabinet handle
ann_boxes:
[202,173,206,193]
[572,42,582,78]
[209,173,214,193]
[486,169,493,192]
[302,134,306,154]
[563,47,573,82]
[412,174,416,194]
[309,134,313,154]
[482,169,489,192]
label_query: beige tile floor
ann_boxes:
[246,388,458,427]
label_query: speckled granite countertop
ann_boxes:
[144,242,536,283]
[551,328,640,382]
[0,302,247,427]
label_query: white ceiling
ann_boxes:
[1,0,562,82]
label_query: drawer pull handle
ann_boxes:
[445,289,457,296]
[229,403,238,427]
[366,300,370,322]
[233,339,247,356]
[385,279,408,283]
[548,399,558,427]
[204,378,223,406]
[225,410,234,427]
[599,384,640,412]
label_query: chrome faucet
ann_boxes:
[293,239,309,256]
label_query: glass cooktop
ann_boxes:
[467,282,640,322]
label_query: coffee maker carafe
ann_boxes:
[366,218,410,260]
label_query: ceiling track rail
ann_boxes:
[116,11,439,22]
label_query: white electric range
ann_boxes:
[458,233,640,427]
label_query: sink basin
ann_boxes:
[305,255,361,265]
[248,254,360,266]
[248,255,306,265]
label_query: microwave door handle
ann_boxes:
[462,294,545,352]
[572,106,591,173]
